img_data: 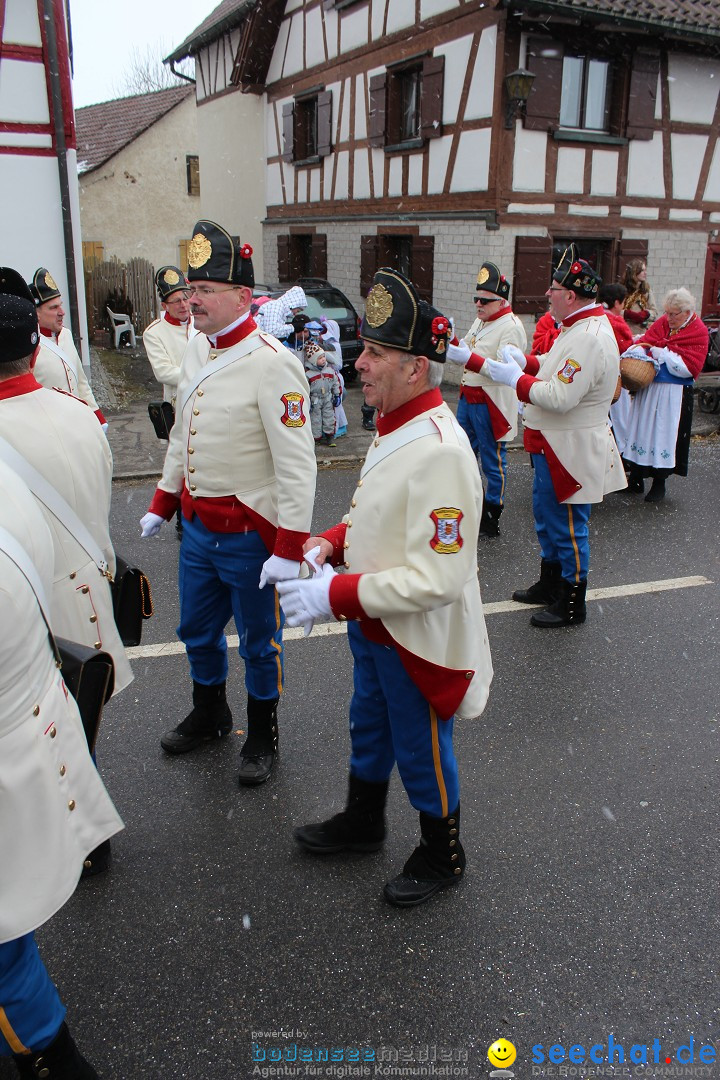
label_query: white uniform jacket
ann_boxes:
[326,392,493,720]
[519,309,626,504]
[142,313,196,404]
[0,467,123,943]
[34,327,101,414]
[156,325,317,556]
[0,378,133,693]
[462,309,527,440]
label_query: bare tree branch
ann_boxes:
[111,43,194,97]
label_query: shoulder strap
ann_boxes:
[41,335,78,380]
[0,524,61,665]
[0,437,109,577]
[360,418,438,479]
[179,334,266,415]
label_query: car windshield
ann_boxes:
[302,290,353,322]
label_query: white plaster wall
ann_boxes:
[4,0,42,44]
[267,162,284,206]
[266,103,280,159]
[408,153,423,196]
[342,6,369,52]
[464,26,497,121]
[323,154,333,196]
[703,138,720,201]
[556,147,584,194]
[451,128,490,192]
[335,151,349,199]
[355,75,368,140]
[354,149,371,199]
[284,14,305,78]
[306,7,326,69]
[335,80,349,143]
[626,132,665,198]
[671,133,708,200]
[512,127,547,192]
[266,21,291,84]
[427,135,452,194]
[436,36,473,125]
[668,54,720,125]
[0,59,49,123]
[420,0,461,19]
[371,147,384,194]
[385,0,413,37]
[388,155,403,197]
[591,150,618,197]
[325,7,339,61]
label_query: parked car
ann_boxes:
[252,278,362,383]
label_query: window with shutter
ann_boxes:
[702,244,720,320]
[360,235,380,297]
[283,91,333,164]
[513,236,553,315]
[524,38,564,132]
[186,155,200,196]
[369,56,444,151]
[420,56,444,142]
[614,239,648,285]
[310,234,328,280]
[626,51,660,141]
[368,75,387,148]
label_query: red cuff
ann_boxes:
[465,351,486,374]
[320,522,349,566]
[329,574,365,621]
[516,373,539,404]
[148,487,181,520]
[525,354,541,376]
[274,527,309,561]
[94,408,107,425]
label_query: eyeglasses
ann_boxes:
[188,286,239,298]
[548,286,566,293]
[165,295,191,306]
[474,296,499,306]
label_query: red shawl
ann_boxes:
[637,313,708,379]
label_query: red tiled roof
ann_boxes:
[509,0,720,35]
[75,85,193,175]
[165,0,253,64]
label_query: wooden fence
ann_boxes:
[84,256,156,345]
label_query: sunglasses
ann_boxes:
[474,296,499,306]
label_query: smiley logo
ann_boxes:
[488,1040,517,1069]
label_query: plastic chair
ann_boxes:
[106,306,137,349]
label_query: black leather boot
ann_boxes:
[160,681,233,754]
[384,805,465,907]
[531,578,587,627]
[294,774,389,853]
[512,559,562,604]
[81,838,112,879]
[361,405,376,431]
[479,501,503,537]
[644,477,666,502]
[13,1022,99,1079]
[237,695,279,786]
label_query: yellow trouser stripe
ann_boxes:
[430,708,449,818]
[273,590,283,695]
[495,444,506,500]
[0,1007,29,1055]
[566,504,581,583]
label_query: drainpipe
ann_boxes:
[169,59,196,85]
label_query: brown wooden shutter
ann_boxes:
[411,235,435,302]
[277,235,291,282]
[614,238,648,284]
[513,236,553,315]
[701,244,720,320]
[626,50,660,141]
[311,233,328,279]
[524,37,563,133]
[420,55,444,141]
[282,103,295,162]
[360,235,380,297]
[368,74,387,148]
[317,91,332,157]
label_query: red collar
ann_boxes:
[0,373,43,400]
[210,316,257,350]
[39,326,55,340]
[562,305,605,328]
[163,312,188,328]
[483,304,513,326]
[377,388,443,436]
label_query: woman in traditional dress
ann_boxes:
[621,288,708,502]
[622,259,657,330]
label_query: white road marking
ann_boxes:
[125,575,713,660]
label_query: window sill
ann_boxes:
[293,155,322,167]
[383,138,424,154]
[553,128,628,146]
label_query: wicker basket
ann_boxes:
[620,356,656,393]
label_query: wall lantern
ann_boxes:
[504,67,536,129]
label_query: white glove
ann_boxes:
[140,512,165,538]
[101,422,109,433]
[446,340,471,366]
[621,345,649,360]
[259,554,301,589]
[649,345,691,378]
[499,344,528,370]
[482,357,523,389]
[276,560,336,637]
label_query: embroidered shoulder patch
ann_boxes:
[557,358,581,383]
[429,508,464,553]
[281,392,306,427]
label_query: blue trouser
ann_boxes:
[346,623,459,818]
[456,397,507,506]
[531,453,591,582]
[0,935,64,1056]
[178,516,284,699]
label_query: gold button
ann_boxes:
[193,408,200,415]
[448,818,456,825]
[343,541,350,549]
[197,389,204,397]
[190,428,197,435]
[347,520,352,527]
[81,586,89,594]
[188,466,195,473]
[344,562,350,569]
[35,1060,50,1078]
[449,828,458,836]
[374,439,380,447]
[453,867,462,875]
[33,705,40,716]
[209,353,217,361]
[94,641,102,649]
[68,799,76,811]
[188,447,194,454]
[451,852,459,861]
[357,479,363,487]
[351,499,356,508]
[449,839,456,847]
[83,858,92,869]
[49,726,57,738]
[465,671,472,680]
[59,765,66,777]
[190,484,197,492]
[90,615,97,623]
[69,571,76,580]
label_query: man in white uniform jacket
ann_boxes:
[143,265,196,406]
[278,268,493,908]
[0,303,122,1079]
[28,267,107,428]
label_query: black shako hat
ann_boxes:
[155,265,190,302]
[29,267,62,307]
[0,267,40,363]
[553,243,601,299]
[185,220,254,287]
[475,261,510,301]
[361,268,451,363]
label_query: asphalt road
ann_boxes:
[7,441,720,1080]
